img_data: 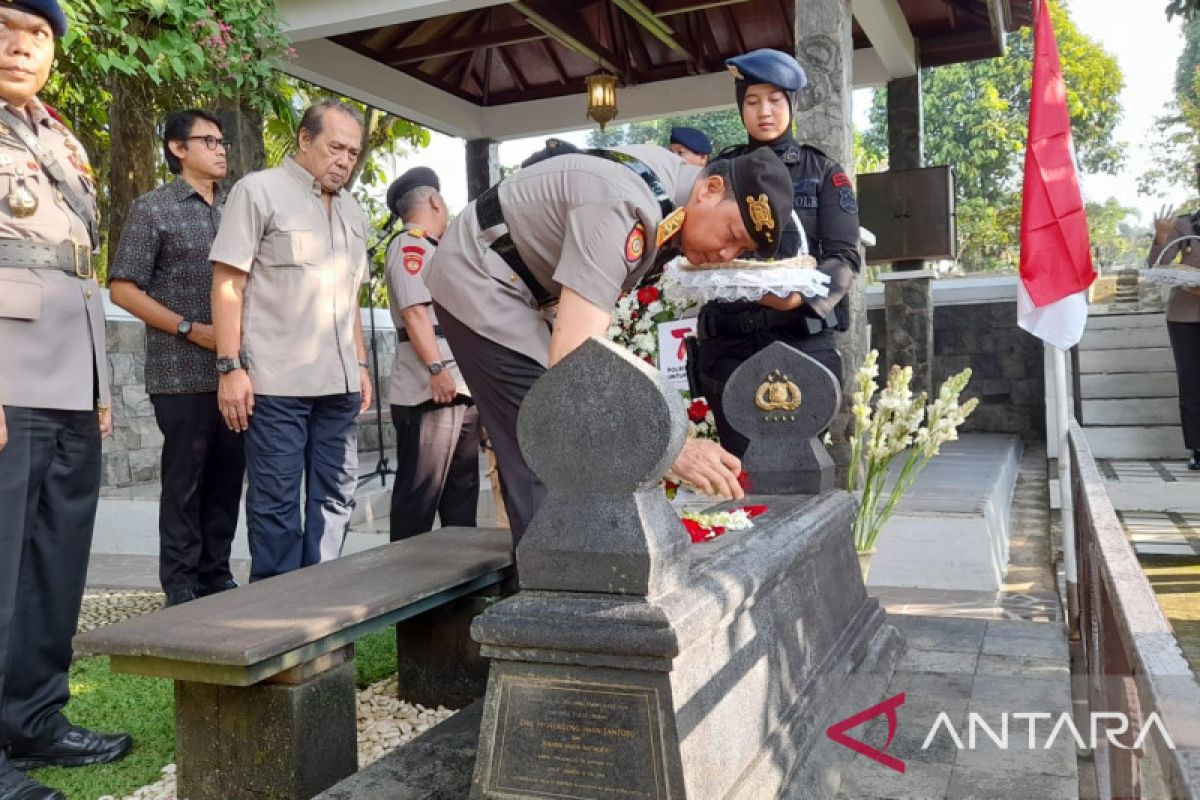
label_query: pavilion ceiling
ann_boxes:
[329,0,1034,109]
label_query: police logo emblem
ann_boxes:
[401,245,424,275]
[745,193,775,234]
[625,223,646,261]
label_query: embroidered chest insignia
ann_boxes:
[625,223,646,262]
[745,193,775,235]
[655,207,686,248]
[401,244,424,275]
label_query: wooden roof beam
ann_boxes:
[650,0,748,17]
[512,0,628,80]
[389,24,546,65]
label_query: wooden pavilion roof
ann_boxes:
[329,0,1035,109]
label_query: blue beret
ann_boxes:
[386,167,440,216]
[726,49,807,92]
[10,0,67,37]
[669,126,712,156]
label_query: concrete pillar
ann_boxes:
[887,72,925,272]
[793,0,861,472]
[881,270,935,399]
[465,138,500,201]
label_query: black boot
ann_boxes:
[1189,450,1200,471]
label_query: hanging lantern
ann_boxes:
[585,69,618,131]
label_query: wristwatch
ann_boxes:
[427,361,444,375]
[215,355,244,374]
[176,319,192,339]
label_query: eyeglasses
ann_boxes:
[185,135,232,151]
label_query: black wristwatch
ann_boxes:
[427,361,444,376]
[215,355,244,374]
[176,319,192,339]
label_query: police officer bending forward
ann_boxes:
[424,144,795,542]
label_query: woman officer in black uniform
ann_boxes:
[694,48,861,456]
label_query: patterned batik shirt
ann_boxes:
[109,178,224,395]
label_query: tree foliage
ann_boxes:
[586,109,748,153]
[1168,0,1200,21]
[859,1,1123,271]
[1142,17,1200,197]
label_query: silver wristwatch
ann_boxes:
[427,361,444,376]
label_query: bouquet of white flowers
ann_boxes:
[847,350,979,554]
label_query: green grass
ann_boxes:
[32,657,174,800]
[34,629,399,800]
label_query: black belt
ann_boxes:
[396,325,443,343]
[698,306,825,340]
[475,149,676,309]
[0,239,93,279]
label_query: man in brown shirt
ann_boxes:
[0,2,131,796]
[210,100,372,580]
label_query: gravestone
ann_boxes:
[469,338,902,799]
[722,342,840,495]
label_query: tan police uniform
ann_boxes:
[0,99,105,409]
[386,228,467,404]
[208,155,372,580]
[385,227,479,540]
[423,144,699,540]
[425,145,699,367]
[1147,215,1200,453]
[208,155,370,397]
[0,96,110,754]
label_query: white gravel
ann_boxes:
[80,590,458,800]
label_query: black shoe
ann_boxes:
[1189,450,1200,471]
[0,764,64,800]
[196,578,239,598]
[164,588,197,607]
[7,726,132,770]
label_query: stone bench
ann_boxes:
[74,526,513,800]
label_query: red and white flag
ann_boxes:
[1017,0,1095,351]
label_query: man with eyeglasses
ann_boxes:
[109,109,245,607]
[209,99,373,580]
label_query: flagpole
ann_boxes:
[1053,344,1080,640]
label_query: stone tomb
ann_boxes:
[468,338,902,799]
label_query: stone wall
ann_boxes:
[867,279,1045,442]
[102,299,398,488]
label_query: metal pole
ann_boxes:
[1055,345,1080,640]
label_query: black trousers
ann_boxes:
[151,392,245,595]
[435,304,547,544]
[1168,321,1200,450]
[0,407,99,750]
[390,399,480,540]
[696,331,842,458]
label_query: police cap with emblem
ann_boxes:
[6,0,68,37]
[386,166,440,218]
[726,147,793,258]
[669,126,712,156]
[726,49,807,110]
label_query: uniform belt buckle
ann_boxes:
[72,241,92,280]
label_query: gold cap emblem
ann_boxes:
[745,193,774,241]
[754,369,801,413]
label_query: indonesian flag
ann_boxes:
[1017,0,1095,351]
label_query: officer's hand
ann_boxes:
[359,367,373,414]
[671,438,744,500]
[187,323,217,352]
[0,405,7,452]
[431,371,457,404]
[218,370,255,433]
[758,292,804,311]
[98,406,113,440]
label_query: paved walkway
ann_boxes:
[838,444,1080,799]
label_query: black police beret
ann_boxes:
[386,167,440,217]
[726,148,794,259]
[669,126,712,156]
[10,0,67,37]
[726,49,807,92]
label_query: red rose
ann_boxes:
[687,399,709,423]
[637,285,660,306]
